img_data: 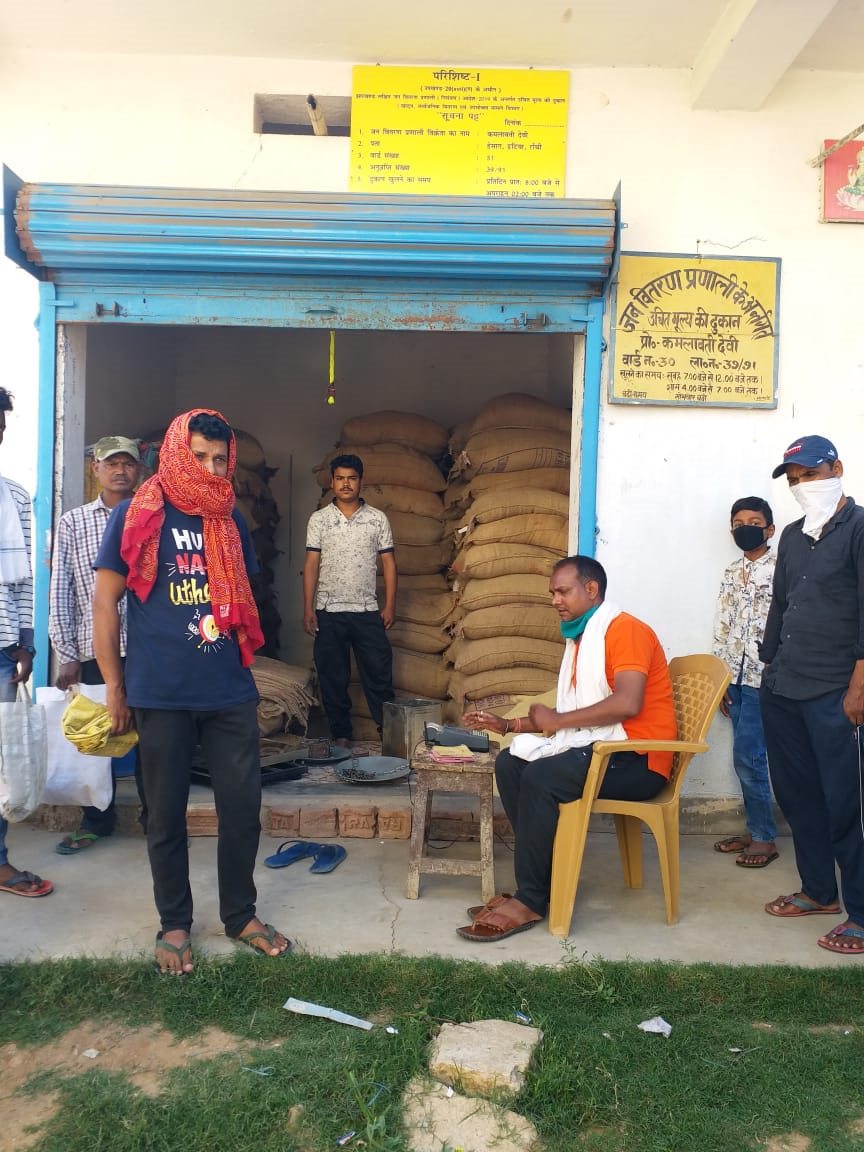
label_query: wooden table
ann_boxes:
[405,743,498,902]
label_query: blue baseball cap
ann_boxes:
[772,435,838,479]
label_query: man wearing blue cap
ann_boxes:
[760,435,864,955]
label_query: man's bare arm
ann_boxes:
[93,568,132,734]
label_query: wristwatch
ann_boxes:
[17,644,36,657]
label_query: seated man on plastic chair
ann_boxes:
[458,555,676,942]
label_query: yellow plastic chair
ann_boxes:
[548,654,731,936]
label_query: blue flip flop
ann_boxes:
[264,840,321,869]
[309,844,347,874]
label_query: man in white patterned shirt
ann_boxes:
[49,435,139,854]
[303,453,396,747]
[712,496,778,869]
[0,386,53,898]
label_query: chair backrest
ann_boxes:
[666,654,732,785]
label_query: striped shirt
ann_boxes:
[49,495,127,663]
[0,478,34,650]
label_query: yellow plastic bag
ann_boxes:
[61,691,138,758]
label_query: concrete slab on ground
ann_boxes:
[0,822,852,970]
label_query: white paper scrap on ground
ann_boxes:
[82,1049,99,1059]
[283,997,374,1030]
[637,1016,672,1037]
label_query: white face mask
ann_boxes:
[790,476,843,539]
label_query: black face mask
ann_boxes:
[732,525,767,552]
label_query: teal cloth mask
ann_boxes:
[560,604,600,640]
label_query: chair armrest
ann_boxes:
[579,739,709,804]
[591,739,709,756]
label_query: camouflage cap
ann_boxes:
[92,435,140,462]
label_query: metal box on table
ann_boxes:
[382,698,442,760]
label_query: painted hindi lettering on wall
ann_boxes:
[610,254,781,408]
[350,65,568,197]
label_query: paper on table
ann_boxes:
[284,996,374,1030]
[430,744,476,763]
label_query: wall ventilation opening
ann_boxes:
[254,93,351,137]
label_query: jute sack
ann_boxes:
[395,540,454,575]
[392,590,454,626]
[458,574,551,612]
[446,636,562,676]
[388,621,449,655]
[380,573,450,592]
[233,466,271,501]
[453,443,571,481]
[457,604,560,642]
[448,418,474,457]
[314,445,446,492]
[462,514,568,551]
[470,393,571,435]
[461,486,569,525]
[351,484,445,518]
[449,666,558,702]
[444,467,571,509]
[319,486,444,519]
[392,649,451,699]
[451,543,561,581]
[234,429,267,470]
[464,427,570,465]
[386,509,445,546]
[340,411,449,458]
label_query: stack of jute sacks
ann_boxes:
[86,428,283,655]
[444,393,571,718]
[313,411,454,740]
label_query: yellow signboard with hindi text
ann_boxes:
[350,65,568,197]
[610,254,781,408]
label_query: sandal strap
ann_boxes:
[155,933,192,958]
[4,870,44,888]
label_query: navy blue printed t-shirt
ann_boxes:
[95,499,260,711]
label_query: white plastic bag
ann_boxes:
[0,683,48,822]
[35,685,113,810]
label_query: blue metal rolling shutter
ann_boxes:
[7,173,616,288]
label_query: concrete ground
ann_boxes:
[1,809,855,970]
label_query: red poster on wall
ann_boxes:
[822,138,864,223]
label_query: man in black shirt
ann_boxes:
[759,435,864,955]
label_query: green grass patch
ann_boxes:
[2,951,864,1151]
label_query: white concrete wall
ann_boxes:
[2,51,864,799]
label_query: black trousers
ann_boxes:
[133,701,261,937]
[313,610,394,739]
[761,684,864,927]
[495,746,666,917]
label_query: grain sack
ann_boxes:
[461,487,569,525]
[386,510,444,546]
[388,621,449,655]
[449,667,558,702]
[462,514,568,551]
[314,444,446,492]
[383,572,450,592]
[451,543,561,581]
[392,649,451,699]
[392,589,454,626]
[340,411,449,457]
[444,467,570,509]
[447,636,563,676]
[395,540,454,575]
[458,574,552,612]
[470,392,571,435]
[457,604,560,643]
[319,486,445,519]
[234,429,267,470]
[353,484,445,518]
[448,418,474,457]
[233,466,271,501]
